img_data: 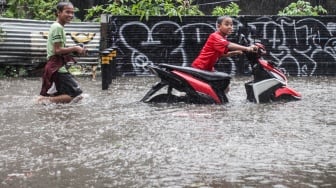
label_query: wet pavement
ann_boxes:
[0,76,335,187]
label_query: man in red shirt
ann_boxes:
[192,16,256,71]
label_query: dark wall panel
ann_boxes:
[103,15,336,76]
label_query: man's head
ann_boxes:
[56,2,74,25]
[216,16,233,36]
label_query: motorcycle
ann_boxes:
[140,64,231,104]
[141,35,301,104]
[243,42,301,103]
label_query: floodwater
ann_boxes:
[0,76,335,188]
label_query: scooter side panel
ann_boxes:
[172,70,221,104]
[275,87,302,99]
[251,78,283,103]
[259,60,287,83]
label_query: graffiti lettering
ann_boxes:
[108,16,336,76]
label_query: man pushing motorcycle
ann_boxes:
[192,16,257,72]
[191,16,257,93]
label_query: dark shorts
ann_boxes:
[55,72,82,97]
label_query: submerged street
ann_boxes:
[0,76,335,187]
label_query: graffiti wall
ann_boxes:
[105,16,336,76]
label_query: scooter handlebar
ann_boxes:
[254,43,266,54]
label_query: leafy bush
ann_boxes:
[2,0,80,21]
[84,0,204,22]
[278,0,327,16]
[211,2,241,16]
[0,66,27,77]
[3,0,56,20]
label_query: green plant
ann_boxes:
[85,1,131,22]
[31,0,59,20]
[3,0,79,21]
[211,2,241,16]
[84,0,204,22]
[0,65,27,77]
[173,0,204,16]
[84,5,105,22]
[278,0,327,16]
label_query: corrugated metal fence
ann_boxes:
[0,18,100,68]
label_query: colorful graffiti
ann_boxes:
[108,16,336,76]
[247,16,336,76]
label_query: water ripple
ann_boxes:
[0,76,335,187]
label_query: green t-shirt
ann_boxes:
[47,22,68,73]
[47,22,66,59]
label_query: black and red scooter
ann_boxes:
[141,35,301,104]
[244,42,301,103]
[140,63,231,104]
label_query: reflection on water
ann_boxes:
[0,76,335,187]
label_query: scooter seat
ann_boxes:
[159,64,231,81]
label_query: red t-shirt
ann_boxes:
[191,31,230,71]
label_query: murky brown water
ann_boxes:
[0,76,335,187]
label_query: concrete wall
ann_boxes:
[0,18,100,68]
[103,15,336,76]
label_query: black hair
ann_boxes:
[216,16,231,25]
[55,1,74,16]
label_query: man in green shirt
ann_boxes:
[38,2,86,104]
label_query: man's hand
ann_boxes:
[73,45,87,56]
[229,50,243,56]
[247,45,258,53]
[222,50,243,58]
